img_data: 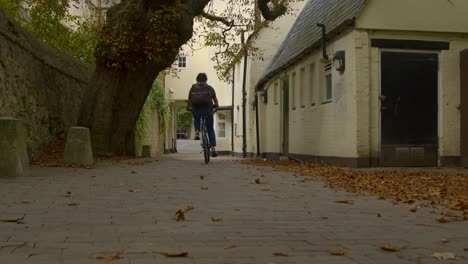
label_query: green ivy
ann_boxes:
[135,78,170,155]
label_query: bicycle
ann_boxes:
[198,114,211,164]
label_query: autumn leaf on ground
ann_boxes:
[436,217,450,223]
[335,200,354,205]
[210,217,223,222]
[68,203,80,207]
[440,238,449,243]
[224,245,236,250]
[63,192,72,198]
[328,249,347,256]
[131,171,137,174]
[157,251,188,257]
[96,251,122,261]
[255,178,267,184]
[0,216,24,223]
[201,187,208,190]
[273,252,291,257]
[200,175,205,179]
[432,252,458,260]
[128,189,142,193]
[464,247,468,251]
[175,206,194,221]
[379,243,404,252]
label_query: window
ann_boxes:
[176,56,187,68]
[309,64,316,106]
[217,114,226,138]
[291,72,297,110]
[323,61,332,102]
[274,82,279,105]
[300,68,306,108]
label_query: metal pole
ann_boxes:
[255,93,260,157]
[231,67,235,155]
[241,34,248,158]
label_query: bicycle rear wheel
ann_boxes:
[201,127,210,164]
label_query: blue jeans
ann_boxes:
[192,107,216,147]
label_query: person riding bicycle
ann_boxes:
[186,73,219,157]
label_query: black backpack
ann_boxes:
[190,84,212,106]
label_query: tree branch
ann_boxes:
[257,0,287,21]
[201,11,233,27]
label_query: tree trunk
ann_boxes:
[79,63,162,156]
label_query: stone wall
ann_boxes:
[0,9,92,158]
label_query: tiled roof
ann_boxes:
[256,0,367,89]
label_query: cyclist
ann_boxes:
[186,73,219,157]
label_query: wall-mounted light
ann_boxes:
[261,90,268,104]
[333,50,345,73]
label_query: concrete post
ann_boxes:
[0,117,29,177]
[64,127,94,165]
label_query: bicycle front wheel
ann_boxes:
[202,129,210,164]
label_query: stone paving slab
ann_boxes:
[0,153,467,263]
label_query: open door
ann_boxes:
[461,50,468,167]
[380,51,438,166]
[281,77,289,156]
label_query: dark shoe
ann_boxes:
[194,132,200,140]
[211,148,218,157]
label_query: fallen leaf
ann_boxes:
[436,217,450,223]
[379,243,402,252]
[335,200,354,205]
[63,192,72,198]
[224,245,236,250]
[96,251,122,261]
[440,238,449,243]
[0,217,24,223]
[261,189,271,191]
[201,187,208,190]
[210,217,223,222]
[463,247,468,251]
[68,203,80,207]
[432,252,457,260]
[128,189,142,193]
[200,175,205,179]
[157,251,188,257]
[255,178,261,184]
[377,213,382,218]
[328,249,346,256]
[409,206,417,212]
[131,171,137,174]
[175,206,194,221]
[273,252,291,257]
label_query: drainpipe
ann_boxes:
[317,23,329,60]
[241,34,248,158]
[255,92,260,157]
[231,67,235,155]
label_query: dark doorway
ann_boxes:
[461,49,468,167]
[380,51,438,166]
[281,77,289,156]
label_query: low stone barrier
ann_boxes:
[64,127,94,165]
[142,145,152,158]
[0,117,29,177]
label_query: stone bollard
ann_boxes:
[0,117,29,177]
[141,145,152,158]
[64,127,94,165]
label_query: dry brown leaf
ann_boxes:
[67,203,80,207]
[200,175,205,179]
[128,189,142,193]
[210,217,223,222]
[436,217,450,223]
[175,206,194,221]
[96,251,122,261]
[377,213,382,218]
[273,252,291,257]
[440,238,449,243]
[201,187,208,190]
[328,249,346,256]
[0,217,24,223]
[224,245,236,250]
[379,243,401,252]
[464,247,468,251]
[432,252,457,260]
[158,251,188,257]
[409,206,418,212]
[335,200,354,205]
[255,178,261,184]
[131,171,137,174]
